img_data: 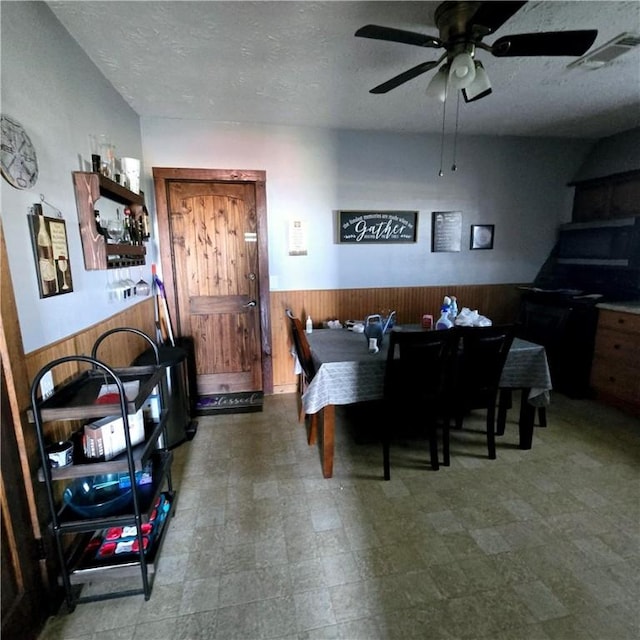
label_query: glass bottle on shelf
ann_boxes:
[119,208,131,244]
[124,207,136,244]
[136,217,144,245]
[98,135,115,178]
[142,205,150,241]
[94,209,110,242]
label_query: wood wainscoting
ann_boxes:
[270,284,527,393]
[24,283,526,405]
[24,298,157,406]
[23,298,158,449]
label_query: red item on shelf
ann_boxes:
[98,541,117,557]
[105,527,123,540]
[95,393,121,404]
[131,537,150,553]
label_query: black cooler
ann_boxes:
[132,338,197,449]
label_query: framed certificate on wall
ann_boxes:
[431,211,462,252]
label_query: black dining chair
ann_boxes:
[382,328,459,479]
[286,308,318,445]
[451,324,515,461]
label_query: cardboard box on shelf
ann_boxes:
[84,409,144,461]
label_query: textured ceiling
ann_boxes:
[47,1,640,138]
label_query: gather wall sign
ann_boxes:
[337,210,418,244]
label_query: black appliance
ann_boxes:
[535,217,640,302]
[517,290,599,398]
[519,217,640,398]
[132,337,198,448]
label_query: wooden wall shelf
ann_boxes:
[73,171,146,270]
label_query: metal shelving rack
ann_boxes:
[29,329,176,610]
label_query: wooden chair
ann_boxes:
[382,328,459,479]
[286,309,318,445]
[452,325,515,460]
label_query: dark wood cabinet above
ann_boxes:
[72,172,146,270]
[569,170,640,222]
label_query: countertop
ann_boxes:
[596,301,640,315]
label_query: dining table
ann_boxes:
[302,326,552,478]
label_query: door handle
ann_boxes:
[244,300,257,308]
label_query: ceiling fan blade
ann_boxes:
[355,24,441,48]
[370,60,441,94]
[492,30,598,57]
[471,1,528,35]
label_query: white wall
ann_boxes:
[1,1,154,353]
[142,119,589,291]
[0,1,600,356]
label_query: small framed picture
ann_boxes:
[28,210,74,297]
[470,224,494,250]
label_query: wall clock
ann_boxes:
[1,114,39,189]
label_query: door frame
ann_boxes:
[153,167,273,394]
[1,220,53,639]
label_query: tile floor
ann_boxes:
[39,392,639,640]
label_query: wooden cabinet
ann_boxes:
[570,170,640,222]
[72,172,146,269]
[590,308,640,415]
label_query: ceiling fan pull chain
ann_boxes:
[438,92,447,177]
[451,91,461,172]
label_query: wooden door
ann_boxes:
[153,168,272,396]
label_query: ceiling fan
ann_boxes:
[355,1,598,102]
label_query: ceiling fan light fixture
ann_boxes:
[462,61,492,102]
[448,52,476,90]
[425,65,449,102]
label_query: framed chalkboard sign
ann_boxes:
[431,211,462,252]
[337,210,418,244]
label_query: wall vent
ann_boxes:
[567,32,640,70]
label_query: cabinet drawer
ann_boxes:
[593,327,640,367]
[591,357,640,404]
[597,310,640,335]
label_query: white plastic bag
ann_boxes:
[454,307,492,327]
